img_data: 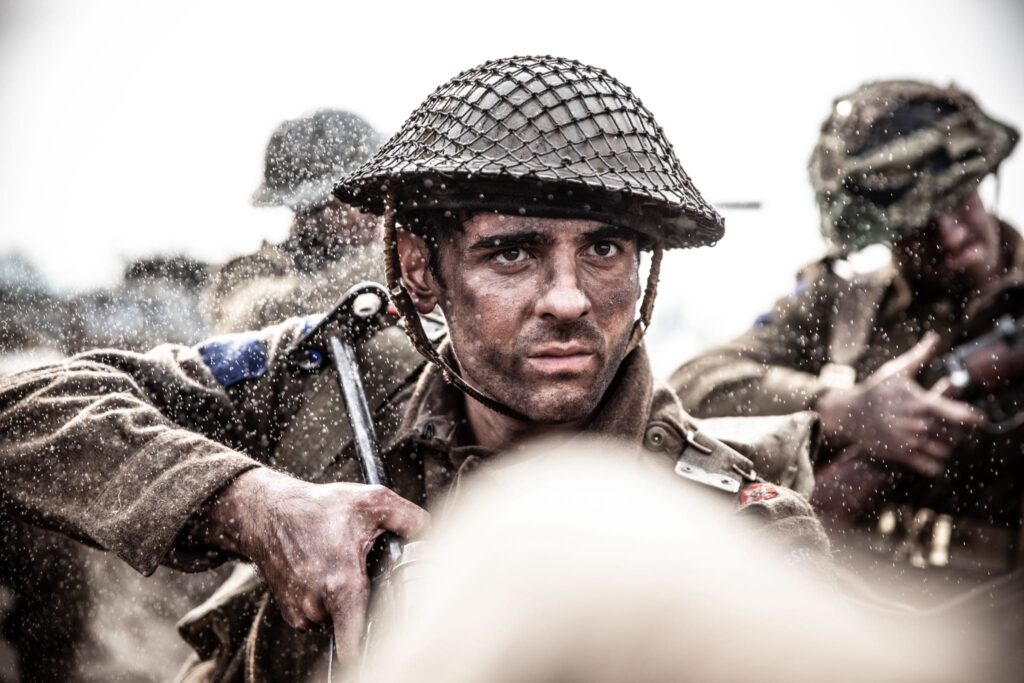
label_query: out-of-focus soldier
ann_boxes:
[2,253,218,681]
[0,255,87,682]
[0,253,65,374]
[205,109,383,333]
[670,80,1022,610]
[65,255,211,354]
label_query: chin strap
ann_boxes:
[381,190,662,422]
[628,242,663,353]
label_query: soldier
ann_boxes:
[0,57,826,681]
[206,109,384,333]
[671,80,1021,605]
[66,254,213,354]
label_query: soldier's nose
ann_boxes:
[935,212,971,252]
[535,268,591,321]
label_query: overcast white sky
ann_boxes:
[1,0,1021,372]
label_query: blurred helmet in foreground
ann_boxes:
[809,80,1018,255]
[359,441,984,683]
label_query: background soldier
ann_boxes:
[205,109,384,333]
[0,57,826,681]
[671,80,1021,607]
[0,254,214,682]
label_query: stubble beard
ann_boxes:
[457,320,634,425]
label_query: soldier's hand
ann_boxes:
[814,332,986,477]
[198,467,429,661]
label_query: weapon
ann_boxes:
[937,313,1024,433]
[288,281,426,680]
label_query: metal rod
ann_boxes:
[329,335,402,565]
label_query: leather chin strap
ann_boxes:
[381,191,663,423]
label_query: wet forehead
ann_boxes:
[461,213,623,245]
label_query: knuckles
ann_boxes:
[360,484,393,508]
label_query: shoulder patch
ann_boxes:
[737,482,779,510]
[198,332,269,388]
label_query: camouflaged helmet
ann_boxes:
[810,80,1018,255]
[335,55,724,249]
[253,109,382,212]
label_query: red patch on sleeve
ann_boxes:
[738,482,779,509]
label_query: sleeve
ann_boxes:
[669,267,834,418]
[735,482,834,578]
[0,316,316,576]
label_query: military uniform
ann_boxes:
[205,230,383,334]
[671,78,1023,607]
[0,56,830,681]
[0,309,826,680]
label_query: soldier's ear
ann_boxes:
[396,229,441,314]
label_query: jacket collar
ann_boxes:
[388,341,658,457]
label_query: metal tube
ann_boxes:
[328,335,402,564]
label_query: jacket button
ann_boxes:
[644,425,669,451]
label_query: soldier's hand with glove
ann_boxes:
[813,332,986,477]
[196,467,429,660]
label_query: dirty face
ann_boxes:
[894,190,1003,292]
[401,213,642,423]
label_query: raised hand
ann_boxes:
[814,332,986,477]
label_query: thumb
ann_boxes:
[891,331,941,377]
[929,376,956,398]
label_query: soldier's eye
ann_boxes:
[587,241,620,258]
[492,247,527,265]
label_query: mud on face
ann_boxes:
[402,213,642,423]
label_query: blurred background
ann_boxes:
[0,0,1021,375]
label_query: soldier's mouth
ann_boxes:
[943,240,983,271]
[526,343,597,374]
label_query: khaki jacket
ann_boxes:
[671,222,1024,570]
[0,309,825,681]
[205,223,384,334]
[671,222,1024,420]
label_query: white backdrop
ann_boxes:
[1,0,1021,375]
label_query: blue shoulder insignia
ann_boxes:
[198,332,269,388]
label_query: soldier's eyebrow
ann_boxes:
[468,232,555,251]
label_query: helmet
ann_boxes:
[335,55,723,250]
[809,80,1018,255]
[252,109,382,212]
[336,56,720,420]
